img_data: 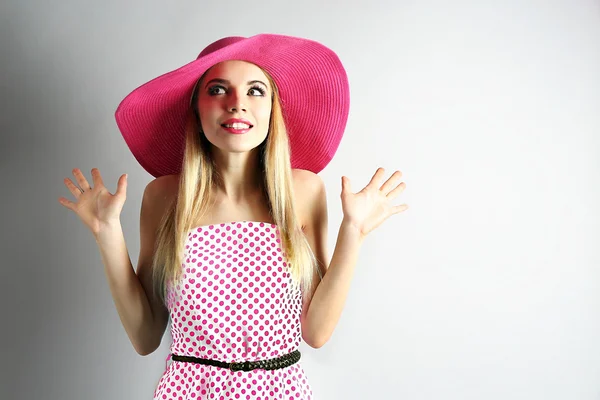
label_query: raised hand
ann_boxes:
[58,168,128,235]
[340,167,408,238]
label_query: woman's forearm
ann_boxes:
[303,218,365,347]
[94,221,159,355]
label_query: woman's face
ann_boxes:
[196,60,272,154]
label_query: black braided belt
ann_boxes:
[171,349,301,372]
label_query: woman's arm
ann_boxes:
[300,172,364,348]
[96,177,172,356]
[300,168,407,348]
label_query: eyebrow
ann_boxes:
[204,78,269,89]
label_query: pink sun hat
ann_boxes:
[114,33,351,177]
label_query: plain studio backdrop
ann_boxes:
[1,0,599,399]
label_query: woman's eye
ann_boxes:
[208,85,265,96]
[249,86,266,96]
[208,86,226,95]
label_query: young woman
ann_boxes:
[59,33,408,399]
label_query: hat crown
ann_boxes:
[197,36,246,59]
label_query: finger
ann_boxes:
[380,170,403,194]
[58,196,76,211]
[386,181,406,199]
[72,168,91,191]
[341,176,352,194]
[364,167,386,191]
[115,174,128,197]
[64,177,83,198]
[91,168,105,188]
[392,203,409,214]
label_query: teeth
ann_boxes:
[223,123,250,129]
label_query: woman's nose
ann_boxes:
[228,104,246,113]
[227,91,246,113]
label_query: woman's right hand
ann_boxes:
[59,168,128,235]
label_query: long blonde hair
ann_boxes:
[151,65,321,305]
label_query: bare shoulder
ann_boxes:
[143,174,179,207]
[140,174,180,225]
[144,173,179,200]
[291,169,326,228]
[137,173,180,263]
[292,168,325,196]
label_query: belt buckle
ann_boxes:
[229,361,241,372]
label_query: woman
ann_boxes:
[59,34,408,399]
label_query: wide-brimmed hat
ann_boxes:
[115,33,350,177]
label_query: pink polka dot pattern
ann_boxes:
[153,221,313,400]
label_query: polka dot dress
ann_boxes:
[153,221,313,400]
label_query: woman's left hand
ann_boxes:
[340,167,408,238]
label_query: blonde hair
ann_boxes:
[151,65,321,306]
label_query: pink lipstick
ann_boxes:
[220,118,253,134]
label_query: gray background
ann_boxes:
[1,0,599,399]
